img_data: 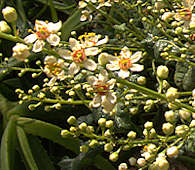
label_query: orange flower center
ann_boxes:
[72,49,86,63]
[118,58,132,70]
[36,27,50,40]
[45,63,62,76]
[94,82,109,95]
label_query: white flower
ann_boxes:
[87,70,116,113]
[12,43,30,61]
[106,46,144,79]
[44,56,68,86]
[24,20,62,52]
[57,33,108,75]
[80,10,93,21]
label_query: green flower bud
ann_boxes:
[2,6,17,23]
[89,139,98,148]
[98,118,106,127]
[137,76,146,85]
[178,109,191,121]
[118,163,128,170]
[127,131,136,139]
[61,130,70,137]
[129,157,137,166]
[105,120,114,128]
[162,122,174,135]
[109,152,119,162]
[104,143,113,152]
[175,125,189,137]
[166,87,178,101]
[144,121,153,130]
[166,146,179,158]
[190,120,195,127]
[79,122,87,131]
[157,65,169,79]
[32,85,40,91]
[0,21,11,33]
[67,116,77,125]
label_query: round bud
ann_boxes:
[61,130,70,137]
[162,122,174,135]
[118,163,128,170]
[178,109,191,121]
[161,12,174,21]
[144,121,153,130]
[166,146,179,158]
[109,152,119,162]
[157,65,169,79]
[104,129,112,137]
[0,21,11,33]
[67,116,77,125]
[137,76,146,85]
[104,143,113,152]
[79,122,87,131]
[166,87,178,101]
[2,6,17,22]
[147,144,157,153]
[89,139,98,148]
[190,120,195,127]
[137,158,146,167]
[129,157,137,166]
[32,85,40,91]
[164,110,176,123]
[106,120,114,128]
[127,131,136,139]
[175,125,189,137]
[98,118,106,127]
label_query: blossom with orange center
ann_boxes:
[106,46,144,79]
[87,70,116,113]
[24,20,62,53]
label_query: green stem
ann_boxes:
[0,32,24,43]
[48,0,58,22]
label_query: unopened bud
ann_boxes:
[2,6,17,23]
[157,65,169,79]
[166,146,179,158]
[104,143,113,152]
[162,122,174,135]
[109,152,119,162]
[0,21,11,33]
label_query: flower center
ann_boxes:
[118,58,132,70]
[36,27,50,40]
[45,63,62,76]
[94,82,109,95]
[72,49,86,63]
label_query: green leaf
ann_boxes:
[16,126,39,170]
[94,155,116,170]
[1,115,18,170]
[28,135,56,170]
[61,9,81,41]
[17,117,80,154]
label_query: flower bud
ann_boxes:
[164,110,176,123]
[175,125,189,137]
[144,121,153,130]
[118,163,128,170]
[166,87,178,101]
[157,65,169,79]
[104,129,112,137]
[137,76,146,85]
[141,152,153,161]
[129,157,137,166]
[166,146,179,158]
[162,122,174,135]
[178,109,191,121]
[89,139,98,148]
[161,12,174,21]
[109,152,119,162]
[79,122,87,131]
[61,130,71,137]
[0,21,11,33]
[190,120,195,127]
[98,118,106,127]
[137,158,146,167]
[2,6,17,22]
[12,43,30,61]
[105,120,114,128]
[155,157,169,170]
[147,144,157,153]
[104,143,113,152]
[67,116,77,125]
[127,131,136,139]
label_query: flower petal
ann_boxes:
[120,46,131,58]
[83,59,97,71]
[96,36,109,46]
[106,62,120,71]
[98,52,115,65]
[24,34,37,43]
[107,79,116,90]
[69,62,80,75]
[87,76,98,85]
[57,48,72,60]
[47,21,62,33]
[92,95,101,108]
[32,40,45,53]
[47,77,57,86]
[44,55,57,64]
[130,51,142,63]
[47,34,60,46]
[130,64,144,72]
[101,94,116,113]
[118,69,130,79]
[69,38,80,50]
[85,47,99,56]
[98,69,108,82]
